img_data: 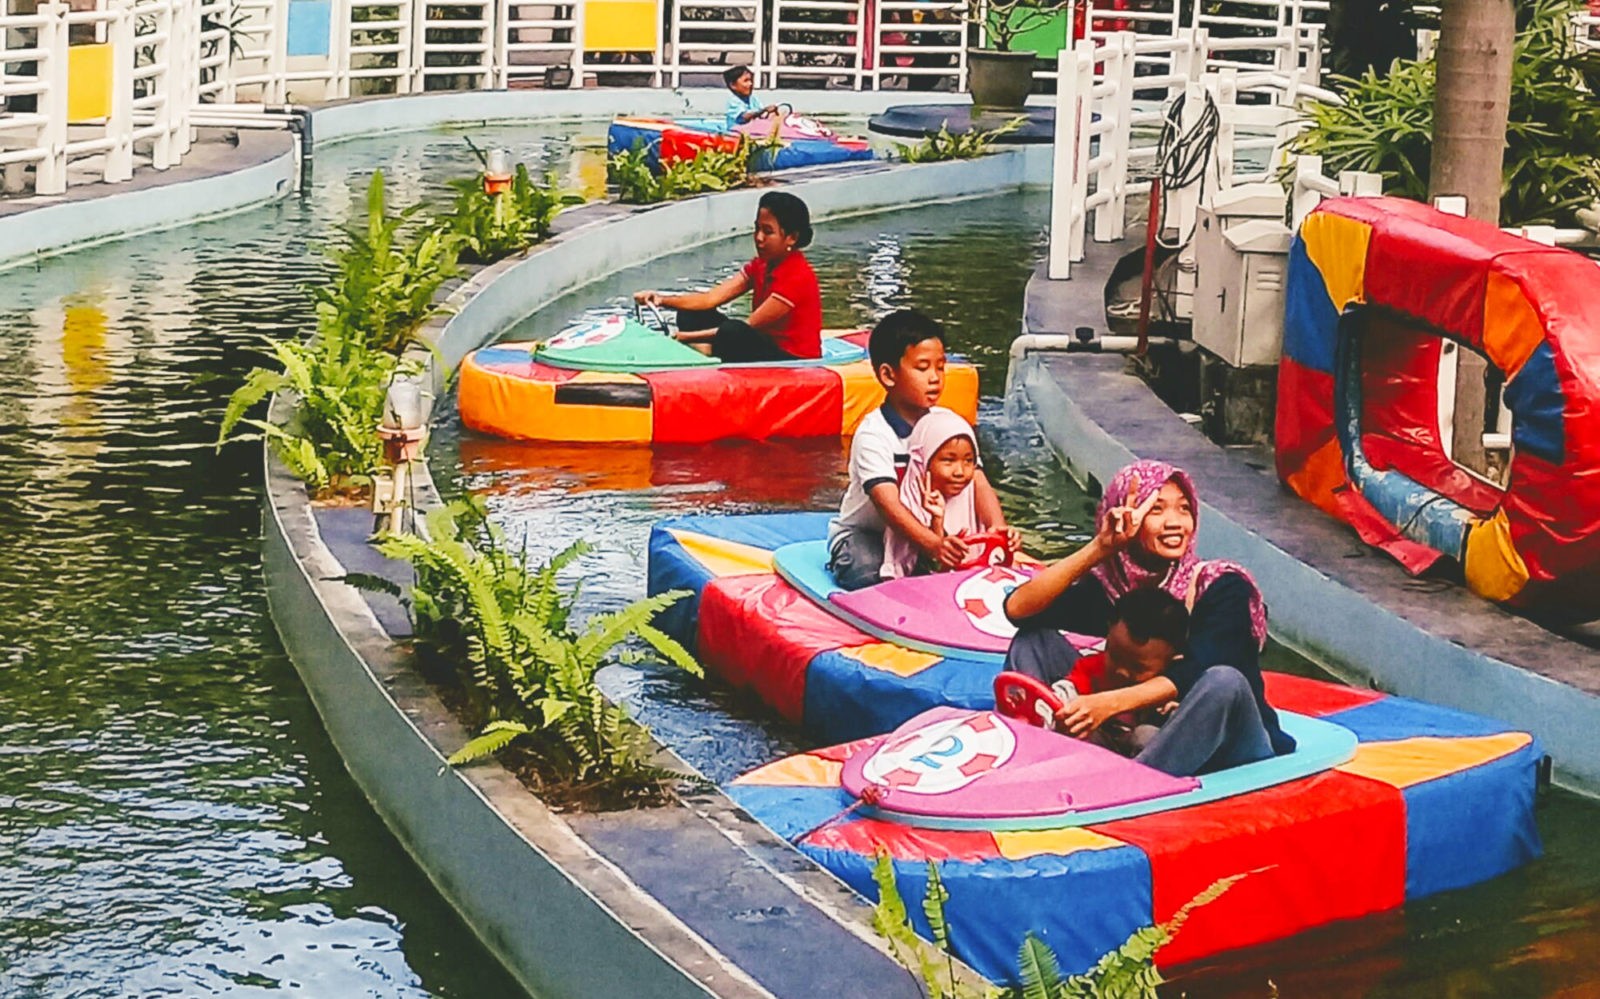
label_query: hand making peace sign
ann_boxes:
[1093,472,1160,553]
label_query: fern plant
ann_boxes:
[439,164,585,264]
[610,138,757,205]
[363,496,704,798]
[217,325,394,495]
[312,170,462,354]
[893,116,1026,164]
[871,849,1249,999]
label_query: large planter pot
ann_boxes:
[966,47,1036,113]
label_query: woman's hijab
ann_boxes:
[882,409,980,579]
[1091,459,1269,648]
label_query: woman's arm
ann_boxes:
[1183,574,1261,673]
[745,292,794,333]
[636,272,749,313]
[1004,537,1112,621]
[1005,475,1158,621]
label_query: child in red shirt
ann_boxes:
[1052,587,1187,757]
[634,191,823,362]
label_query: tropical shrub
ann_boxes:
[312,170,461,354]
[610,138,757,204]
[439,164,585,264]
[217,320,395,495]
[360,497,703,802]
[1291,0,1600,227]
[893,116,1026,163]
[870,851,1247,999]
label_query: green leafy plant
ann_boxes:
[362,497,704,801]
[964,0,1071,52]
[217,323,394,495]
[610,138,757,205]
[1291,0,1600,226]
[312,170,461,354]
[439,164,585,264]
[893,116,1026,163]
[871,850,1249,999]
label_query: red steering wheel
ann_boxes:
[993,671,1065,728]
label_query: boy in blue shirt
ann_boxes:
[723,65,777,130]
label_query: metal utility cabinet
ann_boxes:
[1194,183,1293,368]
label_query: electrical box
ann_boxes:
[1194,218,1293,367]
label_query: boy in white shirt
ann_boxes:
[827,310,1012,589]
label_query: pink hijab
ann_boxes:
[1091,459,1269,648]
[882,409,980,579]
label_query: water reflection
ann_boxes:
[442,192,1600,998]
[0,125,556,997]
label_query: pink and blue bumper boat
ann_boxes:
[647,512,1545,981]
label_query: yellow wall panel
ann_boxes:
[583,1,659,51]
[67,44,114,122]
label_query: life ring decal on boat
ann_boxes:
[953,565,1027,641]
[858,711,1016,795]
[1277,196,1600,614]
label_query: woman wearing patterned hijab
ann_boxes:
[1002,459,1293,775]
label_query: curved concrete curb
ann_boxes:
[263,154,1040,996]
[0,128,297,270]
[0,86,1029,270]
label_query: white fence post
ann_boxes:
[1092,30,1136,243]
[36,2,69,195]
[1068,43,1093,262]
[1048,45,1080,280]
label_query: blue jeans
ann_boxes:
[1003,626,1274,777]
[828,529,885,592]
[1134,666,1275,777]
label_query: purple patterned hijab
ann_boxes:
[1090,459,1269,649]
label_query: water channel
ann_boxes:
[1,119,1597,997]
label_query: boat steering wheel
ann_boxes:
[635,301,672,337]
[993,671,1064,729]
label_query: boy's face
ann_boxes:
[729,71,754,98]
[1103,621,1175,688]
[877,337,946,414]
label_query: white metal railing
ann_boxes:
[0,0,1370,200]
[670,0,762,86]
[1048,22,1330,279]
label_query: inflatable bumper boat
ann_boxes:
[458,316,979,444]
[647,512,1543,979]
[730,680,1541,982]
[1280,196,1600,616]
[608,113,874,173]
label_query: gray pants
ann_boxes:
[828,529,885,592]
[1004,625,1275,778]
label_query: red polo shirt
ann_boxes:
[742,251,822,359]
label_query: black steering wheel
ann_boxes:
[635,300,671,336]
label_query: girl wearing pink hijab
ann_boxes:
[1002,459,1292,776]
[881,410,1015,579]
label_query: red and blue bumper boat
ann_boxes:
[608,112,874,173]
[648,512,1544,982]
[458,312,978,443]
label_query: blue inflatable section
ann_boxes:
[606,118,874,174]
[800,839,1156,985]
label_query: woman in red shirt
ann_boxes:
[634,191,823,362]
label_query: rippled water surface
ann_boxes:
[434,192,1600,998]
[0,123,594,998]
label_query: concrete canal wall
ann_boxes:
[252,112,1048,996]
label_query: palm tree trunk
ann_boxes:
[1429,0,1514,475]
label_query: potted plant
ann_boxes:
[963,0,1073,112]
